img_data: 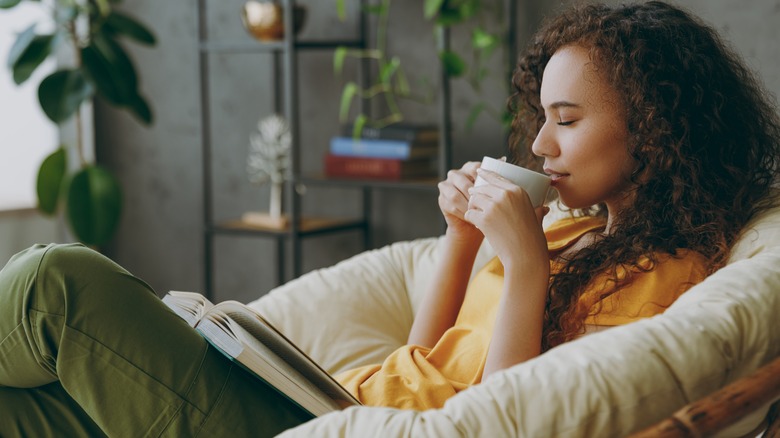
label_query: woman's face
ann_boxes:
[531,45,635,214]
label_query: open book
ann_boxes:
[162,291,360,417]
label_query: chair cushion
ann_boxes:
[247,238,440,374]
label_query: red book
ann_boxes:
[324,154,437,181]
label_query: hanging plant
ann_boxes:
[2,0,156,247]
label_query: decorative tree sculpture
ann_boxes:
[246,114,291,226]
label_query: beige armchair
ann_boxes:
[247,201,780,437]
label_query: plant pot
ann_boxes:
[240,1,307,41]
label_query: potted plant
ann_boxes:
[333,0,511,135]
[1,0,156,247]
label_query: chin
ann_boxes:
[556,193,595,211]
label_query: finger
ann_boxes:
[475,168,518,191]
[438,174,471,203]
[534,205,550,226]
[462,160,481,175]
[439,182,470,216]
[467,189,493,221]
[463,205,482,228]
[447,168,478,193]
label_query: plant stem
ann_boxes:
[376,0,391,61]
[67,19,87,167]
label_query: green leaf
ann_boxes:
[7,24,35,68]
[439,50,466,77]
[93,0,111,17]
[128,93,153,124]
[351,114,367,139]
[424,0,445,19]
[379,57,400,85]
[465,103,484,131]
[38,69,95,123]
[435,12,462,26]
[11,33,60,85]
[457,0,480,20]
[36,147,68,215]
[339,82,358,122]
[0,0,22,8]
[472,28,498,50]
[66,165,123,247]
[436,0,479,25]
[333,46,347,75]
[394,66,410,96]
[81,34,138,105]
[104,11,157,45]
[336,0,345,21]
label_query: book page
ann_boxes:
[197,315,339,416]
[209,301,360,407]
[162,291,215,327]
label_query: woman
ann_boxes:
[335,1,779,409]
[1,1,778,436]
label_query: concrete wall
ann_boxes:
[84,0,780,302]
[0,210,61,265]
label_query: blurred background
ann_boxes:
[1,0,778,303]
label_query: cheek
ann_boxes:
[595,130,632,173]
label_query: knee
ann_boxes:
[3,243,93,275]
[38,243,104,274]
[0,244,71,304]
[20,244,136,307]
[0,244,97,314]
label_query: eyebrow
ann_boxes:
[548,101,581,110]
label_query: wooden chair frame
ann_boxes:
[631,356,780,437]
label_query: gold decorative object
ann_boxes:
[240,1,307,41]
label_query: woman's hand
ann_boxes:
[464,168,549,271]
[469,168,552,378]
[437,161,484,243]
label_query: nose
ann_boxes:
[531,121,559,158]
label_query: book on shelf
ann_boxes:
[342,122,439,143]
[162,290,360,418]
[324,153,437,181]
[329,136,438,160]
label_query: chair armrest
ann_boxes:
[630,356,780,437]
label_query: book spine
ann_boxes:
[325,154,405,180]
[329,137,414,159]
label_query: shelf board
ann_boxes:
[211,216,366,237]
[298,174,440,192]
[200,39,363,54]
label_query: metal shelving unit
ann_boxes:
[197,0,375,299]
[196,0,518,300]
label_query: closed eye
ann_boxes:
[557,120,575,126]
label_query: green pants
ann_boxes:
[0,244,312,437]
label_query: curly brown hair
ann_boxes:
[508,1,780,350]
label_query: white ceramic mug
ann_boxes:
[474,156,551,207]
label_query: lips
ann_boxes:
[544,168,569,185]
